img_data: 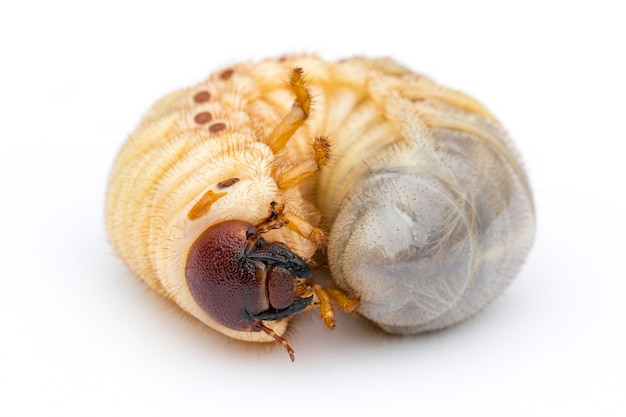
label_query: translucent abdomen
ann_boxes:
[316,67,535,333]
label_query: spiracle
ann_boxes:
[105,55,535,360]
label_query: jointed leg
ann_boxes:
[277,136,331,190]
[254,201,326,249]
[283,211,326,249]
[314,284,360,330]
[265,67,311,154]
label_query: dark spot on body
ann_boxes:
[220,69,234,80]
[194,111,213,124]
[218,178,240,188]
[209,122,227,133]
[194,91,211,103]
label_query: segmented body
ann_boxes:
[106,55,535,341]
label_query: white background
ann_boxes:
[1,1,624,416]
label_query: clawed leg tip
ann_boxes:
[323,318,336,330]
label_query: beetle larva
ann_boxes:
[106,55,534,359]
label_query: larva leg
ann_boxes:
[313,284,360,330]
[255,202,326,249]
[283,211,326,249]
[277,136,331,189]
[313,284,336,329]
[255,322,296,362]
[265,67,311,153]
[324,288,360,314]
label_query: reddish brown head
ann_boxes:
[185,220,313,332]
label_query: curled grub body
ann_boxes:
[106,55,535,356]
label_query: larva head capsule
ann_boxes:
[185,220,314,335]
